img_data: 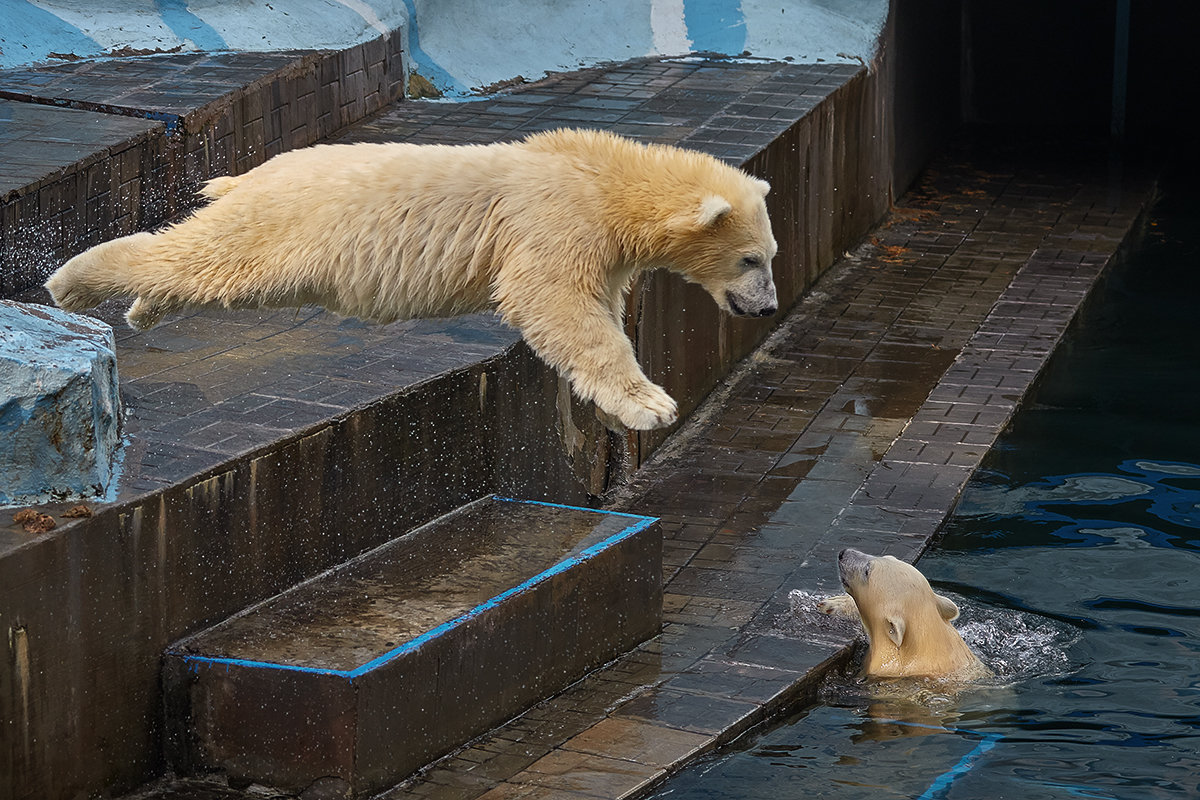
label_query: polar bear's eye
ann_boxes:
[740,255,764,270]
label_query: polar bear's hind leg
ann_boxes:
[45,232,157,313]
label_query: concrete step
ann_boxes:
[161,496,661,797]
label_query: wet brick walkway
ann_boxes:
[367,143,1148,799]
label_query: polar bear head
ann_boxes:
[662,177,779,319]
[837,548,989,681]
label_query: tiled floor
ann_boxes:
[0,52,304,125]
[0,98,160,196]
[370,142,1149,799]
[335,57,857,162]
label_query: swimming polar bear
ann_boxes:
[819,548,990,681]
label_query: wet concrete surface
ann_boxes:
[172,499,658,672]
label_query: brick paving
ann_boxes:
[1,38,405,295]
[371,143,1149,799]
[334,57,857,162]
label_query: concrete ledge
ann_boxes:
[162,497,661,796]
[0,34,404,295]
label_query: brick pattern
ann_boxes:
[0,33,404,295]
[372,143,1149,799]
[338,57,856,162]
[0,100,165,295]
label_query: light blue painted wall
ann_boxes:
[0,0,887,96]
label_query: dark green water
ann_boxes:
[648,185,1200,800]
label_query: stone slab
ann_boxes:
[162,497,662,796]
[0,98,160,199]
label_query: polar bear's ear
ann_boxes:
[886,615,906,648]
[751,177,770,197]
[695,195,733,228]
[934,593,960,622]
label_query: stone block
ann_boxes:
[0,300,121,505]
[163,497,662,797]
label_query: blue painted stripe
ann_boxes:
[398,0,465,95]
[178,500,657,679]
[683,0,747,56]
[154,0,227,52]
[182,653,347,677]
[495,495,658,524]
[914,728,1001,800]
[141,109,183,135]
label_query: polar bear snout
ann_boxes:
[726,290,777,317]
[724,269,778,318]
[837,547,873,589]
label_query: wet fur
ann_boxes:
[819,549,990,681]
[46,129,778,430]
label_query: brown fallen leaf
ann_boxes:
[12,509,56,533]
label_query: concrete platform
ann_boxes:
[107,136,1153,800]
[162,497,660,797]
[0,40,405,296]
[0,15,1153,800]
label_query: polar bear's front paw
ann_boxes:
[817,594,859,618]
[608,381,678,430]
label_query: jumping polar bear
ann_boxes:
[818,548,990,681]
[45,129,778,430]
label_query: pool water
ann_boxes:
[647,183,1200,800]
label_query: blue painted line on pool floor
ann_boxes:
[177,499,656,680]
[496,495,658,524]
[913,727,1000,800]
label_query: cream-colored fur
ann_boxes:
[818,549,990,681]
[46,129,778,430]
